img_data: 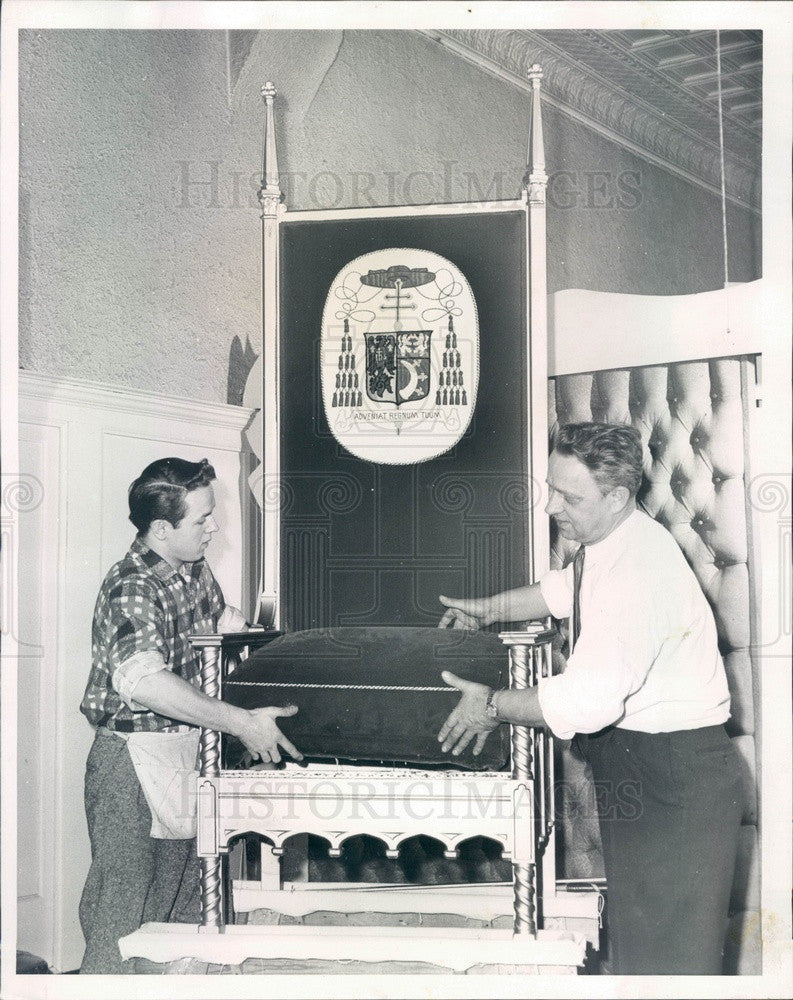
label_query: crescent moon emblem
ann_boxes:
[399,358,420,401]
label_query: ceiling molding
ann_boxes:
[424,29,760,215]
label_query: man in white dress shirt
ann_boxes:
[437,422,743,975]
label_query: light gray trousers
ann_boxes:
[78,729,200,974]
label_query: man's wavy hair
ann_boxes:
[554,422,644,499]
[128,457,216,534]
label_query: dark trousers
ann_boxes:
[578,724,743,975]
[79,730,200,974]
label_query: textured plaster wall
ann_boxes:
[19,30,266,403]
[19,29,761,402]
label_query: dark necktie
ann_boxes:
[571,545,586,651]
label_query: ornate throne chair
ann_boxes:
[118,69,596,974]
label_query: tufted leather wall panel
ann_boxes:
[549,356,760,974]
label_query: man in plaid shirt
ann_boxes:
[78,457,302,973]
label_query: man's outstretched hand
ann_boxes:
[437,595,492,630]
[236,704,303,764]
[437,670,500,757]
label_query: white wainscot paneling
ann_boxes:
[17,373,254,971]
[16,421,61,965]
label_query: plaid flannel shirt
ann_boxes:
[80,537,225,733]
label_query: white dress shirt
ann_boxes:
[537,509,730,740]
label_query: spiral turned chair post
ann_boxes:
[500,626,554,938]
[190,637,224,932]
[503,636,535,936]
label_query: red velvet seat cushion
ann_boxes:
[223,626,510,771]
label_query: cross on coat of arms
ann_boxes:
[321,248,479,465]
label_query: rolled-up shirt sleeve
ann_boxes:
[113,649,168,711]
[538,586,664,740]
[218,605,248,633]
[539,565,574,620]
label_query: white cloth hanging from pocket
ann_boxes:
[125,729,200,839]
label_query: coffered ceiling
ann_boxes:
[599,29,762,135]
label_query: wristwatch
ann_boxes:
[485,687,504,722]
